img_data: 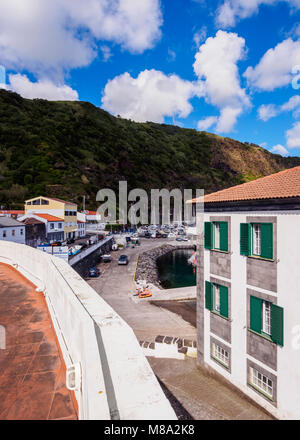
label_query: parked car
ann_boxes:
[182,236,189,241]
[144,232,151,238]
[118,255,129,265]
[103,254,112,263]
[176,236,183,242]
[161,233,168,238]
[88,267,100,278]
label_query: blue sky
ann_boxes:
[1,0,300,156]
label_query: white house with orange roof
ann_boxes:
[19,213,64,243]
[25,196,77,240]
[192,166,300,420]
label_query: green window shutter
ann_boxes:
[219,222,228,252]
[240,223,250,256]
[250,296,262,334]
[260,223,273,260]
[205,281,213,311]
[271,304,284,346]
[204,222,213,249]
[220,285,229,318]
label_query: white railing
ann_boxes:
[0,241,176,420]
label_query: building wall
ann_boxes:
[199,210,300,420]
[0,226,25,244]
[25,198,77,239]
[25,223,46,248]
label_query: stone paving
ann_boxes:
[0,264,78,420]
[149,357,274,420]
[88,238,274,420]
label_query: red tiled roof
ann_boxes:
[34,213,63,222]
[0,210,25,215]
[77,220,85,224]
[21,217,44,225]
[191,166,300,204]
[85,211,97,215]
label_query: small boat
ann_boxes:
[188,251,197,266]
[139,290,152,299]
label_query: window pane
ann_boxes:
[214,223,220,249]
[252,224,261,255]
[262,301,272,335]
[250,367,273,398]
[213,285,220,312]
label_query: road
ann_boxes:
[86,238,273,420]
[87,238,197,342]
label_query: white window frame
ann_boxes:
[262,300,272,336]
[212,343,229,367]
[252,223,261,256]
[249,367,273,399]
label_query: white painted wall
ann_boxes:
[0,226,25,244]
[0,241,176,421]
[202,210,300,420]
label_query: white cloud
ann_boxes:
[193,30,250,132]
[216,1,300,28]
[193,27,207,48]
[197,116,218,130]
[270,144,289,156]
[100,45,112,62]
[244,38,300,91]
[258,95,300,121]
[216,106,243,132]
[167,48,176,62]
[101,69,203,123]
[258,104,279,121]
[286,121,300,148]
[281,95,300,111]
[0,0,162,77]
[9,74,79,101]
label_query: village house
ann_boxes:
[24,196,78,240]
[0,217,25,244]
[192,166,300,420]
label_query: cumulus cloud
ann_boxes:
[258,95,300,121]
[193,30,250,132]
[216,106,243,132]
[286,121,300,148]
[197,116,218,131]
[244,38,300,91]
[258,104,279,121]
[0,0,162,77]
[216,1,300,28]
[270,144,289,156]
[102,69,203,123]
[9,74,79,101]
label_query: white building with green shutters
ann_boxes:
[193,166,300,420]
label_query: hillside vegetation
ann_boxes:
[0,89,299,209]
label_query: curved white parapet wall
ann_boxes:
[0,241,177,420]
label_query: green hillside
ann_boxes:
[0,89,299,210]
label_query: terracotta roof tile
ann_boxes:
[34,213,64,222]
[191,166,300,204]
